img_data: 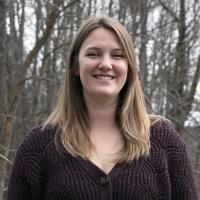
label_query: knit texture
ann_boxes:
[7,121,199,200]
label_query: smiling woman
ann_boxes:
[7,16,199,200]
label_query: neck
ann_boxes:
[84,93,118,130]
[84,93,124,160]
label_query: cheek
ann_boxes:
[118,64,128,87]
[79,65,91,85]
[117,63,128,78]
[79,59,98,76]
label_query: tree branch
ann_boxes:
[158,0,179,22]
[188,54,200,101]
[0,154,13,165]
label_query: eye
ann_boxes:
[113,53,124,59]
[86,52,100,58]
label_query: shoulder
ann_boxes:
[13,124,58,178]
[16,124,56,156]
[150,119,186,150]
[149,120,190,170]
[8,124,58,198]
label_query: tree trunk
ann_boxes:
[138,0,148,94]
[165,0,187,131]
[0,0,9,198]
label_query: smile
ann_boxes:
[94,75,114,80]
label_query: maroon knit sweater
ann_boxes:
[7,122,199,200]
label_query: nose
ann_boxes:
[98,55,112,71]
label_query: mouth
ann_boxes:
[93,75,115,80]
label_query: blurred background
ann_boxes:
[0,0,200,199]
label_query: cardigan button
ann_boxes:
[100,176,109,186]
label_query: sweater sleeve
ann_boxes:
[166,126,199,200]
[7,145,32,199]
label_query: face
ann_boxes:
[77,27,128,100]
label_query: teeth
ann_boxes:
[95,75,113,80]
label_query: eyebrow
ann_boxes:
[85,47,100,51]
[85,47,124,51]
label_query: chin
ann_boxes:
[94,91,118,98]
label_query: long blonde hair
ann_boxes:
[44,16,151,162]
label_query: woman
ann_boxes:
[7,16,199,200]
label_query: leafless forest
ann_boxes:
[0,0,200,199]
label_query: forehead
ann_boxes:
[80,27,123,50]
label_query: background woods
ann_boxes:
[0,0,200,199]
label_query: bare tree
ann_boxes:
[158,0,200,131]
[0,0,65,198]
